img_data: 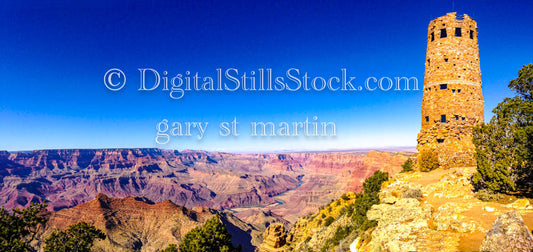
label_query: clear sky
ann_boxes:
[0,0,531,152]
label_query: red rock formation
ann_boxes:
[0,148,410,225]
[34,193,261,251]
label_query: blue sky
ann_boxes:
[0,0,531,152]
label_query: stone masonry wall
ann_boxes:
[417,12,484,168]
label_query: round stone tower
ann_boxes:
[417,12,484,168]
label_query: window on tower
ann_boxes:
[444,58,448,62]
[440,84,447,90]
[425,116,429,122]
[431,32,435,41]
[455,27,462,37]
[440,28,447,38]
[441,115,446,123]
[470,30,474,39]
[437,139,445,143]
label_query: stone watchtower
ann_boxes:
[417,12,484,168]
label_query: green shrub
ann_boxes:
[401,158,414,173]
[321,224,356,251]
[0,202,47,251]
[319,171,389,251]
[315,171,389,251]
[341,193,350,201]
[339,207,346,215]
[352,170,389,231]
[475,189,502,202]
[346,205,354,217]
[162,244,178,252]
[418,149,439,172]
[180,216,241,252]
[45,222,106,252]
[363,170,389,195]
[324,216,335,227]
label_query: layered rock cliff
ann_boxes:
[33,193,262,252]
[0,148,301,211]
[0,148,409,225]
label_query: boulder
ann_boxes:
[480,210,533,252]
[365,198,432,251]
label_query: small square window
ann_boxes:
[440,28,447,38]
[425,116,429,122]
[441,115,446,123]
[462,117,465,121]
[458,89,461,93]
[437,139,444,143]
[455,27,462,37]
[455,115,459,120]
[452,89,456,93]
[444,58,448,62]
[440,84,447,90]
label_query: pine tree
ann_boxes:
[0,202,46,252]
[179,215,241,252]
[44,222,105,252]
[472,64,533,194]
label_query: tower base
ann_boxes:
[417,123,477,168]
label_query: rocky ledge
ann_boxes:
[354,167,533,252]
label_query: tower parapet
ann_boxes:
[417,12,484,168]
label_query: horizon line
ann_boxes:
[2,146,417,154]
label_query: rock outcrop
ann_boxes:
[257,223,287,252]
[366,198,433,251]
[33,193,262,252]
[480,210,533,252]
[353,167,533,251]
